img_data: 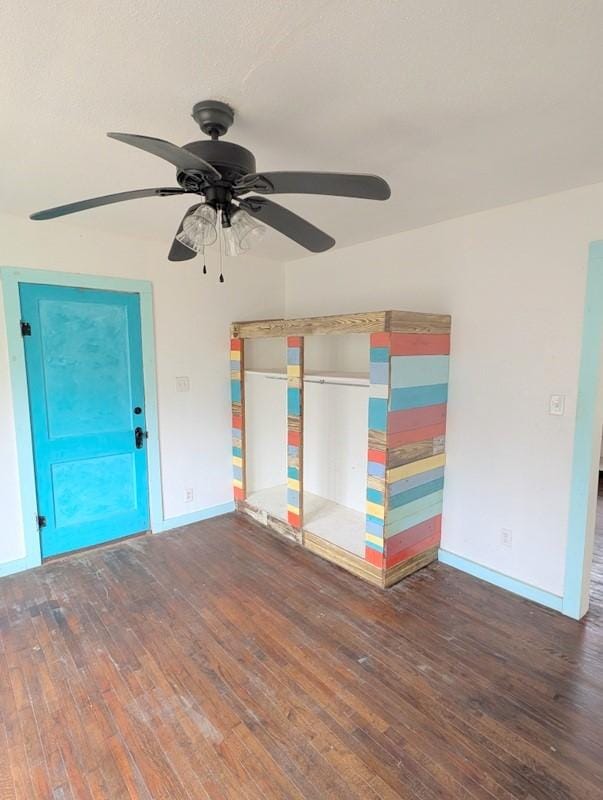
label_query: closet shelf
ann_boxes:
[245,367,369,387]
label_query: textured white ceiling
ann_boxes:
[2,0,603,260]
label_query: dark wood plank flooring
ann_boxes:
[0,508,602,799]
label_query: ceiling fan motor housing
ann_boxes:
[180,140,256,188]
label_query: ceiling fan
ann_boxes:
[30,100,391,263]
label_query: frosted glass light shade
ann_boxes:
[223,224,242,257]
[176,204,217,251]
[230,209,266,251]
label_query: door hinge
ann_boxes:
[20,321,31,336]
[37,515,47,529]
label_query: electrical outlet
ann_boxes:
[501,528,513,548]
[185,488,194,503]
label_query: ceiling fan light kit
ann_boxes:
[176,203,218,251]
[30,100,391,279]
[229,208,267,251]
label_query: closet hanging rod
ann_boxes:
[263,374,369,388]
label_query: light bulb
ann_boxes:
[176,204,217,251]
[230,208,266,251]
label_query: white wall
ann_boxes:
[244,338,288,494]
[285,182,603,598]
[303,334,369,512]
[304,333,369,374]
[0,211,284,566]
[304,381,368,513]
[244,372,287,493]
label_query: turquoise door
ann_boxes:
[20,283,150,557]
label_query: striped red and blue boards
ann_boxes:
[231,337,245,502]
[365,332,389,568]
[365,331,450,574]
[287,336,303,528]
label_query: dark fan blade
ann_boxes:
[238,196,335,253]
[30,187,185,220]
[168,203,201,261]
[108,132,221,177]
[235,171,390,200]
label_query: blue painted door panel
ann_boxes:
[20,283,150,557]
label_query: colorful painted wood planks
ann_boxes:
[386,515,442,559]
[389,465,445,496]
[387,452,446,484]
[388,436,445,468]
[388,403,447,434]
[388,422,447,449]
[364,332,390,566]
[230,338,245,501]
[385,497,444,539]
[389,332,450,355]
[287,336,304,528]
[390,355,449,388]
[380,334,449,573]
[389,383,448,411]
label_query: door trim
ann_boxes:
[563,240,603,619]
[0,266,164,572]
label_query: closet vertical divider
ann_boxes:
[287,336,304,535]
[365,332,391,570]
[230,337,246,501]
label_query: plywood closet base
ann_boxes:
[237,498,302,545]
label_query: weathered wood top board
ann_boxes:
[231,310,451,339]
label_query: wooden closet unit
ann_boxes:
[230,310,451,588]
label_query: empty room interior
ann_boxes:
[1,2,603,798]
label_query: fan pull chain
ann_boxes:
[202,246,207,275]
[218,211,225,283]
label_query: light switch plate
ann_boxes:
[549,394,565,416]
[176,376,190,393]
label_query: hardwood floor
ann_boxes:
[590,478,603,625]
[0,510,601,799]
